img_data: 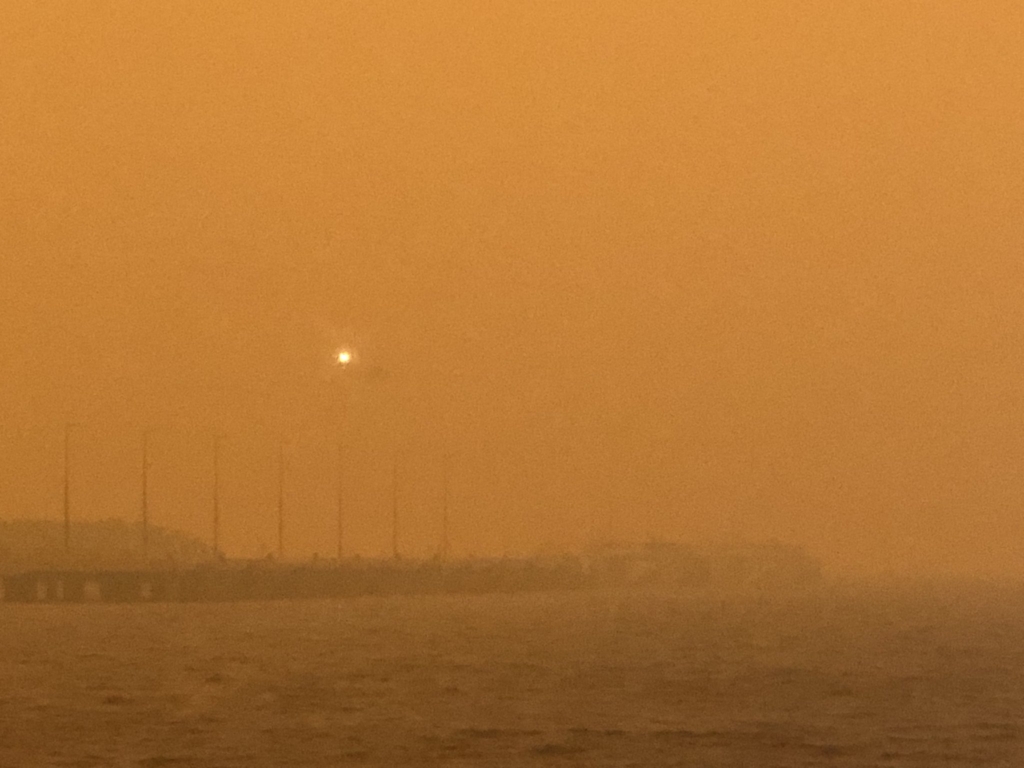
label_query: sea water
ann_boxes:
[1,584,1022,766]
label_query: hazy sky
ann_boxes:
[1,1,1022,574]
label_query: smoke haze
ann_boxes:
[2,1,1022,576]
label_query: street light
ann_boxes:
[63,422,74,554]
[328,346,395,560]
[331,347,357,560]
[142,428,155,559]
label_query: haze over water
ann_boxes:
[3,1,1023,765]
[2,1,1022,575]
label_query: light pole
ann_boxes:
[391,448,400,560]
[329,346,396,561]
[63,423,74,554]
[141,428,153,559]
[277,434,285,561]
[440,450,451,563]
[438,368,465,563]
[336,436,345,560]
[212,434,223,559]
[334,348,353,560]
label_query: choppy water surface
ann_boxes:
[1,584,1023,766]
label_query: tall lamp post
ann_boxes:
[63,423,74,554]
[391,448,400,560]
[141,428,153,559]
[277,434,286,561]
[330,346,394,561]
[333,348,353,560]
[440,450,451,563]
[438,368,465,563]
[212,433,223,559]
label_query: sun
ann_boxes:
[336,349,353,366]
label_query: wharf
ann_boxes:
[0,558,588,604]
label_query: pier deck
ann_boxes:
[0,559,588,604]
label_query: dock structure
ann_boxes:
[3,570,178,603]
[0,558,589,604]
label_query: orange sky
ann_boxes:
[1,1,1022,575]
